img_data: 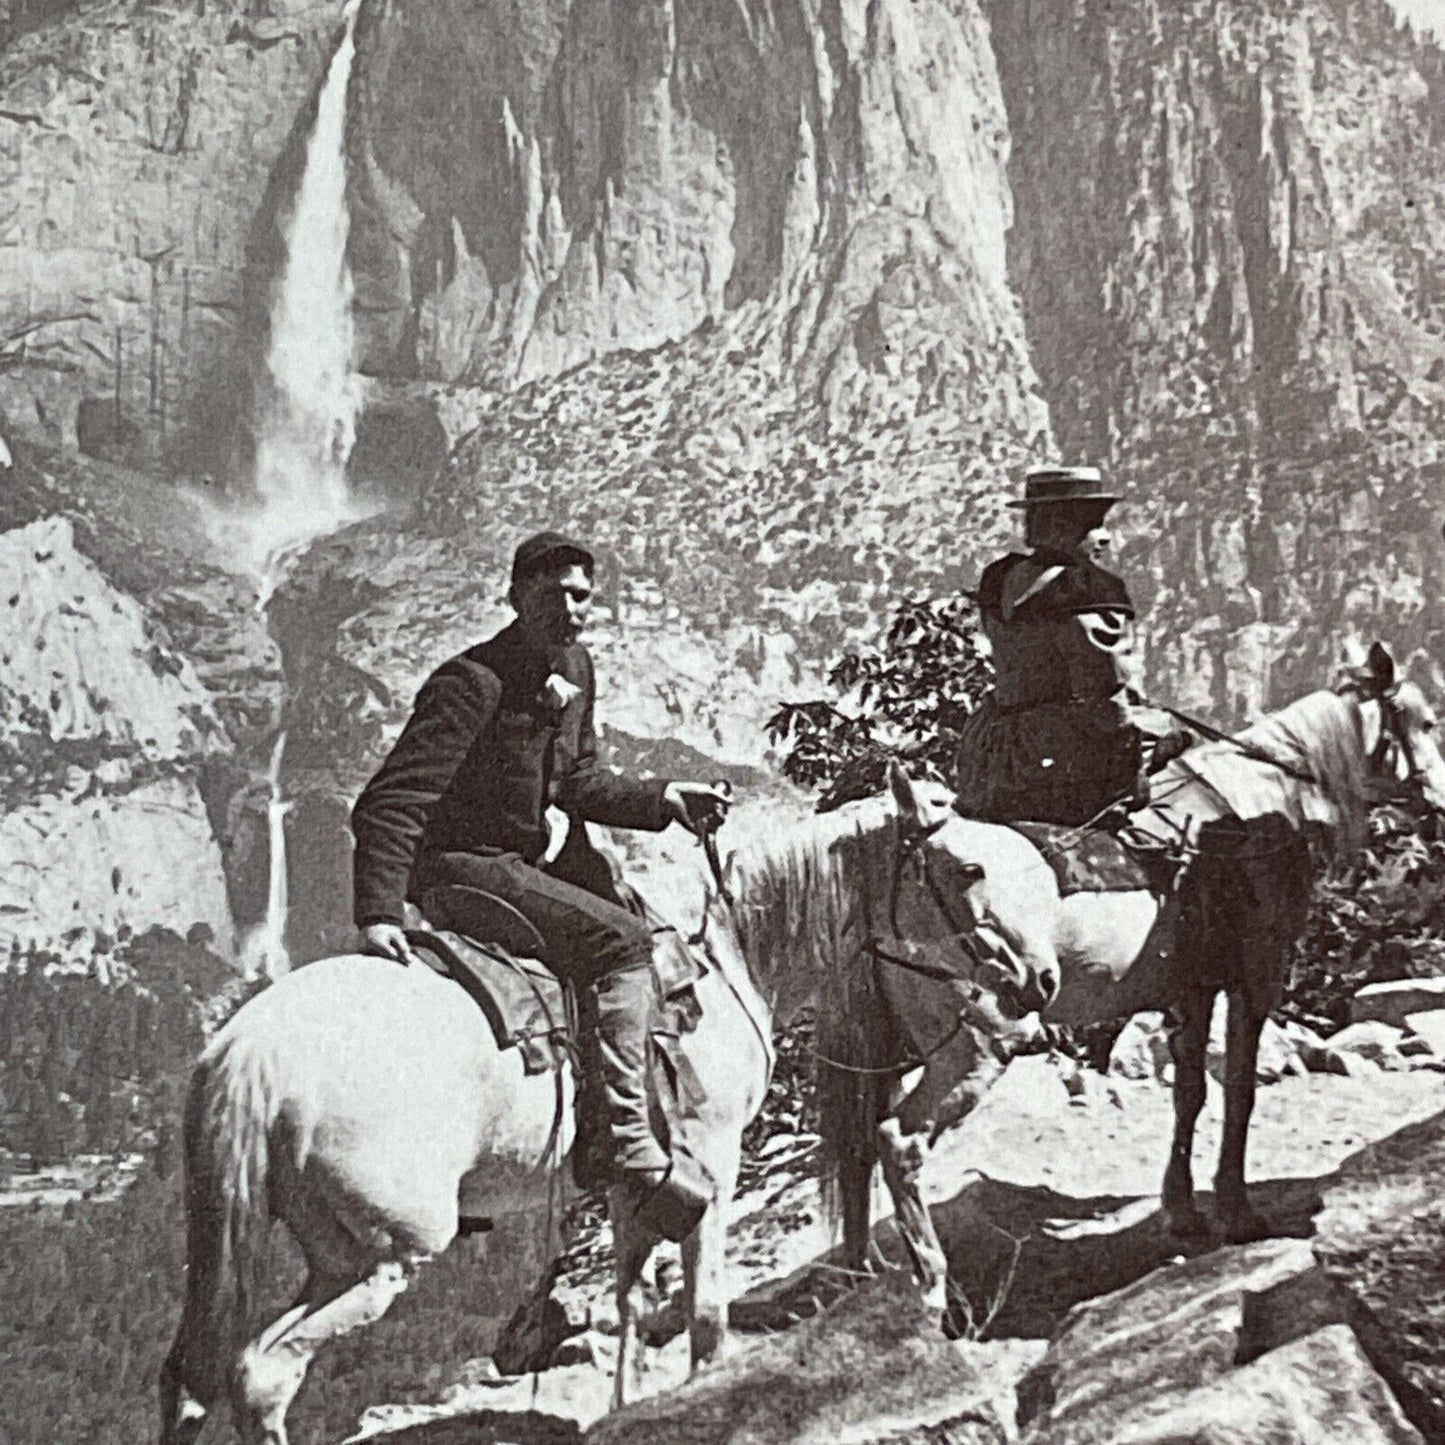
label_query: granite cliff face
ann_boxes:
[0,0,344,472]
[315,0,1445,722]
[990,0,1445,717]
[0,445,282,960]
[4,0,1445,959]
[0,510,234,957]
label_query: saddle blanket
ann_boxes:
[1010,821,1178,897]
[405,922,707,1075]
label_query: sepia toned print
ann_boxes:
[3,0,1445,1439]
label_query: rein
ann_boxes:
[884,815,994,985]
[1148,699,1319,785]
[1148,687,1424,795]
[804,815,1033,1079]
[1366,688,1424,791]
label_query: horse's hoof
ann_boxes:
[1167,1207,1213,1242]
[1221,1208,1273,1244]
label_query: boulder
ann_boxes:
[1279,1019,1334,1073]
[1107,1012,1173,1082]
[1017,1240,1312,1437]
[1106,1003,1304,1085]
[1351,979,1445,1028]
[1402,1010,1445,1059]
[1321,1021,1411,1074]
[1313,1111,1445,1439]
[586,1271,1042,1445]
[1017,1239,1422,1443]
[1207,1011,1305,1086]
[1087,1327,1423,1444]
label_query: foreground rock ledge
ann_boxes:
[1017,1238,1422,1443]
[1314,1110,1445,1439]
[587,1272,1042,1445]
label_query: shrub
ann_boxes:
[766,597,991,810]
[770,600,1445,1032]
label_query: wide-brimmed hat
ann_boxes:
[1008,465,1122,508]
[510,530,595,585]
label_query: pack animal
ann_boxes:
[816,645,1445,1311]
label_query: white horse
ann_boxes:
[159,798,1008,1445]
[815,645,1445,1311]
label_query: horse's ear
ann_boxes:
[1366,641,1398,696]
[1339,636,1368,672]
[886,759,928,828]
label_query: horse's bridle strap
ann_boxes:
[874,815,1003,990]
[865,938,972,984]
[1371,691,1422,788]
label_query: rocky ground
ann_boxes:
[4,1,1445,1436]
[343,1037,1445,1444]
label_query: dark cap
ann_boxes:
[510,530,595,586]
[1009,465,1122,508]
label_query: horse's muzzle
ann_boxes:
[981,953,1059,1015]
[1025,963,1062,1013]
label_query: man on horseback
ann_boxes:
[350,529,731,1223]
[955,466,1190,826]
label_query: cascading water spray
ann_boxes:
[240,731,293,979]
[224,0,366,976]
[247,0,365,585]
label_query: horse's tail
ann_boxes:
[163,1032,277,1411]
[815,942,902,1273]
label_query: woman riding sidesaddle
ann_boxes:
[954,466,1191,828]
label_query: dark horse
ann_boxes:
[815,645,1445,1308]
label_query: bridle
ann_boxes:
[876,813,1018,996]
[1362,686,1425,797]
[797,812,1039,1079]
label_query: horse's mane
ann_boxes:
[726,795,899,992]
[1151,689,1370,858]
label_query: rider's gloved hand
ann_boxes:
[663,780,732,835]
[1150,727,1194,772]
[360,921,420,965]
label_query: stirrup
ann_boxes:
[622,1151,714,1243]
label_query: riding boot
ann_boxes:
[594,963,668,1176]
[593,962,712,1242]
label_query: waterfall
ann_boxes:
[204,0,366,589]
[240,731,293,979]
[211,2,366,974]
[248,0,364,576]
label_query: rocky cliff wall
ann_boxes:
[338,0,1050,601]
[0,513,234,957]
[0,0,343,474]
[0,445,285,959]
[260,0,1445,957]
[270,0,1057,956]
[990,0,1445,716]
[324,0,1445,717]
[7,0,1445,960]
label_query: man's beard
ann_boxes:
[535,619,582,664]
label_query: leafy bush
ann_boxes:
[766,597,991,810]
[769,599,1445,1029]
[1286,807,1445,1031]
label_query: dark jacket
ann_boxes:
[351,622,670,926]
[975,548,1134,711]
[955,549,1142,826]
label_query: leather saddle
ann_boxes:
[404,925,571,1075]
[404,883,709,1076]
[405,885,714,1201]
[1010,819,1184,897]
